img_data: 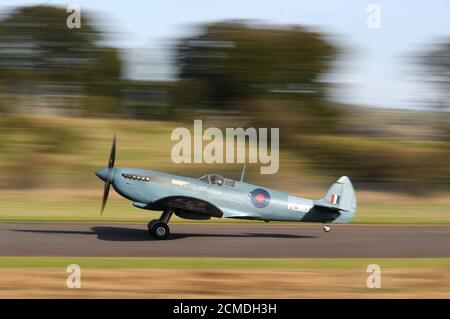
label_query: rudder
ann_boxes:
[321,176,357,223]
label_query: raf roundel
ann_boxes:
[250,188,271,208]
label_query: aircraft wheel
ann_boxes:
[150,222,170,240]
[323,225,331,233]
[147,219,159,233]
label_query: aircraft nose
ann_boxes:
[95,167,112,183]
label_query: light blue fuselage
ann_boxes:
[97,167,354,224]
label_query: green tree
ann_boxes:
[175,21,337,111]
[420,39,450,141]
[0,5,122,115]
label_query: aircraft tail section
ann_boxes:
[317,176,357,223]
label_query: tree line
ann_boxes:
[0,5,448,191]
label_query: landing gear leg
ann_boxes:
[323,225,331,233]
[160,209,173,224]
[148,209,173,240]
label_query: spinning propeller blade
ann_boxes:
[99,135,116,215]
[108,134,116,168]
[101,182,110,216]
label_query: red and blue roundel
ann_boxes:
[250,188,271,208]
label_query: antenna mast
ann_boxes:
[240,164,246,182]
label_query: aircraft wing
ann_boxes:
[134,196,223,218]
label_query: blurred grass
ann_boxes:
[0,114,449,224]
[0,188,448,224]
[0,114,312,187]
[1,256,449,269]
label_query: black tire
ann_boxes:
[150,222,170,240]
[147,219,159,234]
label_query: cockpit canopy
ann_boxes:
[198,174,235,187]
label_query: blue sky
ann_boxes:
[1,0,449,109]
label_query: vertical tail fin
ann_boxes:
[321,176,357,223]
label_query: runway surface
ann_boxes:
[0,222,449,258]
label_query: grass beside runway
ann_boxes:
[0,257,449,298]
[1,189,449,224]
[1,256,450,269]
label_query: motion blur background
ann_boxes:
[0,1,448,223]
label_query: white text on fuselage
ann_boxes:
[288,203,311,212]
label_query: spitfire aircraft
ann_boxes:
[96,136,357,239]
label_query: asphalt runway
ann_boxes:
[0,222,449,258]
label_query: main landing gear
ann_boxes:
[148,209,173,240]
[323,225,332,233]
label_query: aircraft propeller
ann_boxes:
[99,134,116,215]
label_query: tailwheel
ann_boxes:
[149,221,170,240]
[323,225,331,233]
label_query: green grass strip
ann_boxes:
[0,257,449,270]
